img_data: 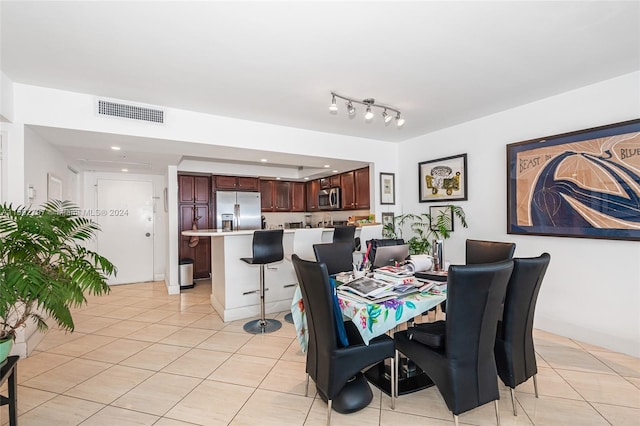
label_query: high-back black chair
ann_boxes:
[332,225,356,251]
[394,260,514,425]
[466,239,516,264]
[495,253,551,416]
[313,242,353,275]
[292,254,396,425]
[240,229,284,334]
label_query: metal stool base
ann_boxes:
[243,318,282,334]
[284,313,294,324]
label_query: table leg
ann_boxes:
[8,361,16,426]
[365,357,435,396]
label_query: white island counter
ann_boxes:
[182,226,381,322]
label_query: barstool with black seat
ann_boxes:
[241,229,284,334]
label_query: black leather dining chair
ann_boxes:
[439,238,516,314]
[313,242,353,275]
[394,260,514,426]
[495,253,551,416]
[332,225,356,251]
[292,254,396,425]
[466,239,516,264]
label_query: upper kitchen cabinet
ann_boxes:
[354,167,370,209]
[261,180,292,212]
[341,171,355,209]
[306,180,320,211]
[179,175,210,204]
[319,175,341,189]
[340,166,370,210]
[291,182,306,212]
[213,175,260,191]
[274,181,291,211]
[260,180,275,211]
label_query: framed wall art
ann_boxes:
[430,205,454,232]
[381,212,395,228]
[507,118,640,241]
[380,172,395,205]
[418,153,467,203]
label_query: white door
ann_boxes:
[97,179,154,285]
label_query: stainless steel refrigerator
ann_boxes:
[215,191,261,231]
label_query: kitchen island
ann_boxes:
[182,227,381,322]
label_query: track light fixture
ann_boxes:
[329,92,404,127]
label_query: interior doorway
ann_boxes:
[96,178,154,285]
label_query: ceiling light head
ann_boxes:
[364,106,374,121]
[304,177,309,180]
[111,146,121,151]
[346,101,356,116]
[396,113,405,127]
[260,158,268,162]
[121,168,128,172]
[382,109,392,124]
[329,94,338,112]
[324,164,330,168]
[332,170,338,173]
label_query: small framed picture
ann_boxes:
[419,154,468,203]
[381,212,395,228]
[380,172,395,205]
[430,205,454,232]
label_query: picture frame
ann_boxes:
[430,205,454,232]
[507,118,640,241]
[381,212,395,228]
[47,173,63,201]
[380,172,395,205]
[419,153,467,203]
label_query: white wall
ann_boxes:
[399,71,640,356]
[23,126,70,207]
[83,171,168,282]
[0,71,14,123]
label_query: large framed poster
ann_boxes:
[506,119,640,241]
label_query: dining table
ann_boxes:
[290,280,446,396]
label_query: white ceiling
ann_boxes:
[2,1,639,174]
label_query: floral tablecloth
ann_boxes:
[291,286,446,352]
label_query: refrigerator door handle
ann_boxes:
[234,204,240,230]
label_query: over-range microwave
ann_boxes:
[318,187,341,210]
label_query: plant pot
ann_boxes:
[0,337,13,367]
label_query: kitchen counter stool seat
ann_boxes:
[241,229,284,334]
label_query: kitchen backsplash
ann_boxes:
[262,210,370,229]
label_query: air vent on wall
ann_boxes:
[98,100,164,123]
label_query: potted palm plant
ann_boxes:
[383,205,467,255]
[0,200,115,363]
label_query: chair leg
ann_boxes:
[453,414,459,426]
[243,264,282,334]
[510,388,517,416]
[327,399,332,426]
[495,400,501,426]
[305,373,309,397]
[533,374,539,398]
[394,350,400,408]
[390,356,395,410]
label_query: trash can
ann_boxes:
[178,258,195,290]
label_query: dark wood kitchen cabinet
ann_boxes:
[354,167,370,209]
[340,166,369,210]
[261,180,292,211]
[179,175,210,204]
[291,182,306,212]
[179,204,211,278]
[341,171,355,209]
[178,174,211,279]
[214,175,260,191]
[260,180,275,211]
[274,181,291,211]
[306,179,320,211]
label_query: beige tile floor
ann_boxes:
[1,280,638,425]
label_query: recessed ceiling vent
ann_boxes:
[98,100,164,123]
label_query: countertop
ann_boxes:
[181,228,337,236]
